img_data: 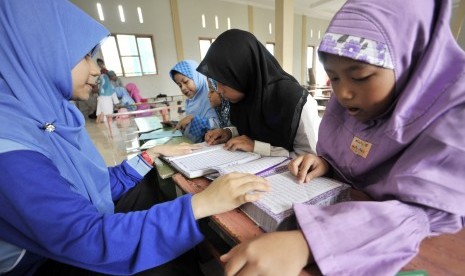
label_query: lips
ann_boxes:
[183,91,193,97]
[346,107,360,116]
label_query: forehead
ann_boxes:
[323,53,374,72]
[173,73,189,81]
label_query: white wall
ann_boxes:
[71,0,180,98]
[293,14,303,83]
[177,0,249,61]
[452,4,465,50]
[252,6,275,43]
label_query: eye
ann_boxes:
[353,74,372,82]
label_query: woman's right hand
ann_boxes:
[204,128,232,145]
[147,143,202,158]
[288,154,330,183]
[174,115,194,131]
[191,173,270,219]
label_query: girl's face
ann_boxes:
[323,54,395,122]
[207,81,222,108]
[71,55,100,101]
[173,73,197,99]
[216,82,245,103]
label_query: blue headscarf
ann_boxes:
[169,60,218,119]
[0,0,113,214]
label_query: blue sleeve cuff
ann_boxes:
[126,154,153,177]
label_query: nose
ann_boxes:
[89,59,101,77]
[180,85,189,94]
[334,83,354,101]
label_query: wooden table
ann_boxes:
[172,173,465,275]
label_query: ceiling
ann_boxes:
[219,0,348,20]
[220,0,463,20]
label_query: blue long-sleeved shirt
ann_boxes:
[0,150,204,275]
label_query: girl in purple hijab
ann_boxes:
[221,0,465,275]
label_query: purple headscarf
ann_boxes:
[317,0,465,215]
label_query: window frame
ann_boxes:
[100,33,158,77]
[199,37,216,61]
[265,42,275,56]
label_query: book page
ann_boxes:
[259,172,343,214]
[139,129,183,140]
[139,137,171,149]
[164,144,261,178]
[134,117,163,132]
[216,156,289,175]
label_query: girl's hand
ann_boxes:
[224,135,254,152]
[205,128,232,145]
[191,173,270,219]
[221,230,312,276]
[174,115,194,131]
[146,143,201,159]
[288,154,330,183]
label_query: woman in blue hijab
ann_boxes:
[170,60,220,142]
[0,0,270,274]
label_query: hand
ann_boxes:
[191,173,270,219]
[288,154,330,183]
[221,230,312,276]
[205,128,232,145]
[174,115,194,131]
[224,135,254,152]
[146,143,202,159]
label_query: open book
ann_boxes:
[166,145,350,232]
[162,144,267,178]
[241,164,351,232]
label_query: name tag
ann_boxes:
[350,136,372,158]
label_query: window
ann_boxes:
[307,46,315,84]
[199,38,215,60]
[265,42,275,56]
[100,34,157,77]
[315,46,328,85]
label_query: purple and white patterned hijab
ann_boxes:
[319,33,394,69]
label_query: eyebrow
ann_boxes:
[325,63,369,74]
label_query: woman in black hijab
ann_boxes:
[198,29,320,157]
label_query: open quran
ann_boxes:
[241,164,351,232]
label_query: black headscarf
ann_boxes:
[197,29,307,151]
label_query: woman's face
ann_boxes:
[216,82,245,103]
[173,73,197,99]
[323,53,396,122]
[71,55,100,101]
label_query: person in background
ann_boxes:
[95,73,119,123]
[96,58,108,75]
[0,0,271,275]
[170,60,220,143]
[125,82,145,103]
[207,78,231,128]
[107,70,124,88]
[125,82,153,116]
[198,29,320,158]
[115,86,137,111]
[220,0,465,275]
